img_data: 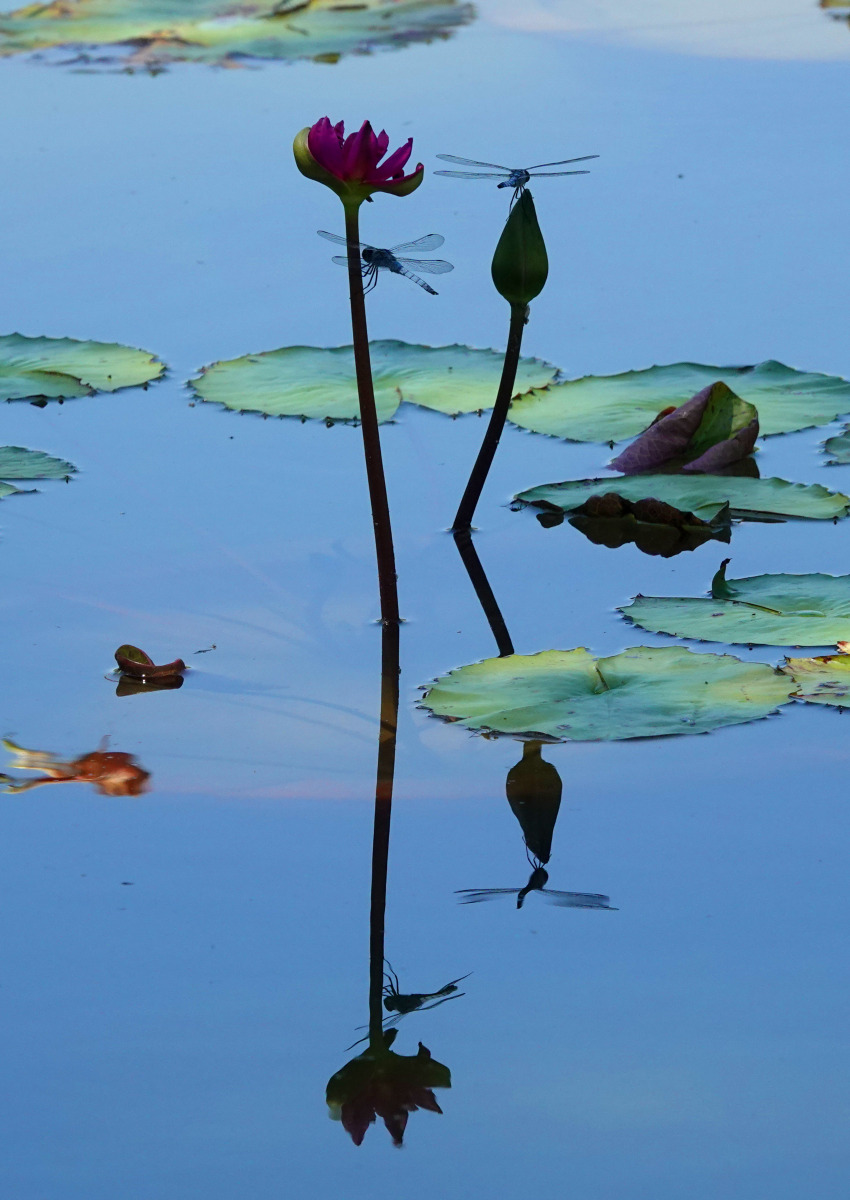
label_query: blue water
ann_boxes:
[1,4,850,1196]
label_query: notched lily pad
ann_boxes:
[420,646,793,741]
[621,560,850,647]
[0,0,474,69]
[823,426,850,465]
[114,644,186,679]
[609,382,759,475]
[190,341,558,424]
[782,649,850,709]
[508,360,850,444]
[515,474,850,524]
[0,446,77,499]
[0,334,163,403]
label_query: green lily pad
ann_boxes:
[420,646,793,741]
[0,447,76,480]
[823,426,850,465]
[508,361,850,443]
[0,481,18,499]
[191,341,558,423]
[0,0,473,68]
[782,651,850,709]
[0,334,163,403]
[515,474,850,523]
[621,562,850,647]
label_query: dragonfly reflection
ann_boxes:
[347,961,470,1049]
[457,864,614,911]
[317,231,454,295]
[435,154,598,201]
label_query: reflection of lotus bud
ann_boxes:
[491,191,548,306]
[327,1036,451,1146]
[506,741,562,865]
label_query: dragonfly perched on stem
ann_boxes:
[317,231,454,295]
[457,864,614,911]
[435,154,598,202]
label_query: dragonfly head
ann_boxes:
[361,246,376,264]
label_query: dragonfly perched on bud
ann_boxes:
[457,865,614,911]
[435,154,599,202]
[316,231,453,295]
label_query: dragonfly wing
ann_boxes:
[524,155,600,169]
[436,154,511,169]
[317,229,364,249]
[389,233,445,252]
[544,890,614,909]
[434,170,508,179]
[527,170,591,177]
[330,256,349,267]
[456,888,517,904]
[394,257,454,274]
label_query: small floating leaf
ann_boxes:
[114,645,186,679]
[191,341,558,423]
[515,474,850,523]
[823,426,850,464]
[621,567,850,647]
[782,651,850,708]
[0,334,163,403]
[509,360,850,443]
[420,647,792,741]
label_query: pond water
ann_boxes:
[1,2,850,1196]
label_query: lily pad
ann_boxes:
[560,492,731,558]
[782,651,850,709]
[609,382,758,475]
[621,562,850,647]
[515,474,850,523]
[191,341,558,423]
[823,426,850,464]
[508,361,850,443]
[0,446,77,499]
[0,0,473,69]
[0,334,163,403]
[420,646,793,741]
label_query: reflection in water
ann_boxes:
[0,0,474,70]
[0,737,150,796]
[453,528,514,656]
[457,742,614,911]
[326,623,452,1145]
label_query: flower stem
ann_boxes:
[452,302,528,533]
[368,619,400,1047]
[453,529,514,657]
[344,205,400,627]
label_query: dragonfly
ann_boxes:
[457,865,614,911]
[316,231,453,295]
[435,154,599,201]
[346,961,471,1050]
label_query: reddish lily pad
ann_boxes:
[114,644,186,679]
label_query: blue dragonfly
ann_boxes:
[435,153,598,201]
[317,230,453,295]
[457,865,614,911]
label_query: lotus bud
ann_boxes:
[491,190,549,306]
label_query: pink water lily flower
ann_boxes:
[294,117,424,206]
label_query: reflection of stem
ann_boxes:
[452,302,527,533]
[452,528,514,657]
[368,619,401,1046]
[344,205,400,627]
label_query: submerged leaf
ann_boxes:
[191,341,558,423]
[515,474,850,523]
[609,382,758,474]
[508,360,850,443]
[564,491,731,557]
[621,565,850,647]
[0,333,163,403]
[420,646,792,741]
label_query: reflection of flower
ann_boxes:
[327,1035,450,1146]
[293,118,424,205]
[1,739,150,797]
